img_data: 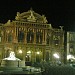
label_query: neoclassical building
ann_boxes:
[0,9,64,63]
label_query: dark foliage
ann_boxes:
[32,61,75,75]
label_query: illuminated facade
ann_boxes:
[0,9,64,63]
[67,32,75,62]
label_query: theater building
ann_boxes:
[0,9,64,63]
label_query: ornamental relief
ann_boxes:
[15,9,48,23]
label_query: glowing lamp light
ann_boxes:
[18,50,22,53]
[27,51,31,54]
[67,55,75,60]
[53,53,60,59]
[36,52,40,54]
[25,56,28,58]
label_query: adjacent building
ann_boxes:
[0,9,64,63]
[67,32,75,62]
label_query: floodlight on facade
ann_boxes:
[36,51,40,54]
[27,51,31,54]
[18,50,22,54]
[53,53,60,59]
[67,54,75,60]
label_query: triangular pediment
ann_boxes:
[15,9,48,23]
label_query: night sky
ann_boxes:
[0,0,75,31]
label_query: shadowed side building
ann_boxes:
[67,32,75,63]
[0,9,64,64]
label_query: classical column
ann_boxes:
[33,29,36,44]
[13,27,18,43]
[44,29,47,44]
[5,31,7,43]
[42,29,46,44]
[42,30,44,44]
[42,47,46,61]
[13,27,16,43]
[7,33,8,43]
[24,29,27,44]
[23,47,26,61]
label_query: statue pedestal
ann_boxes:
[0,51,25,72]
[1,60,25,67]
[1,60,20,67]
[0,60,25,72]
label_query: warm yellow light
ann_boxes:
[18,50,22,53]
[53,53,60,59]
[67,54,75,60]
[36,52,40,54]
[27,51,31,54]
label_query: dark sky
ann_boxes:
[0,0,75,31]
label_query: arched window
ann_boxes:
[46,38,49,44]
[46,33,50,45]
[36,31,42,44]
[8,34,13,42]
[27,30,34,43]
[18,31,24,42]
